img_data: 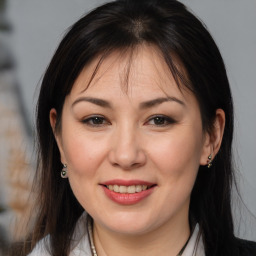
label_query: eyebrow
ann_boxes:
[72,96,185,109]
[139,97,185,109]
[72,97,112,108]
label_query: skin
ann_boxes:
[50,45,225,256]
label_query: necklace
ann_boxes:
[88,219,189,256]
[88,219,98,256]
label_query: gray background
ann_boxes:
[5,0,256,239]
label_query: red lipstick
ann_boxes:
[100,179,156,205]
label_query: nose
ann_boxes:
[108,125,146,170]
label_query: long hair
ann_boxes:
[21,0,237,255]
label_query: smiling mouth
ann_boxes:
[104,184,155,194]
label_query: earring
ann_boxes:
[207,154,213,168]
[61,164,68,178]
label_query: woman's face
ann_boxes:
[52,46,211,235]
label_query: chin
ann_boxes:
[95,211,161,235]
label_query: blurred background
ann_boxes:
[0,0,255,253]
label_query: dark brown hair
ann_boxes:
[17,0,239,255]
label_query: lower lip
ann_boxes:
[102,186,155,205]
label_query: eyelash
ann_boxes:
[82,115,110,127]
[146,115,176,126]
[81,115,176,127]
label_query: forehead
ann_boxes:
[70,45,192,101]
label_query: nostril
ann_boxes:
[108,146,147,170]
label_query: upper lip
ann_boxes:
[100,179,155,186]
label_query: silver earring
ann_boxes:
[61,164,68,178]
[207,154,213,168]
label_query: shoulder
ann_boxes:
[28,212,91,256]
[183,224,205,256]
[235,238,256,256]
[27,236,51,256]
[27,233,92,256]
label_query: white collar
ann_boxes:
[182,224,205,256]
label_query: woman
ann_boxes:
[17,0,256,255]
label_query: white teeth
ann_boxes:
[135,185,142,192]
[119,186,127,193]
[113,185,119,192]
[127,185,136,194]
[107,185,149,194]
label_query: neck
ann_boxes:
[92,216,190,256]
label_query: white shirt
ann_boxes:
[28,213,205,256]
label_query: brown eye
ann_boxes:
[153,116,166,125]
[90,117,105,125]
[82,116,109,126]
[147,115,176,126]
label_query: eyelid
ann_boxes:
[145,114,176,126]
[80,114,176,127]
[81,115,110,126]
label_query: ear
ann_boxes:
[49,108,67,164]
[200,109,225,166]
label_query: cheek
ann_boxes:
[61,130,107,178]
[148,126,203,178]
[61,131,107,210]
